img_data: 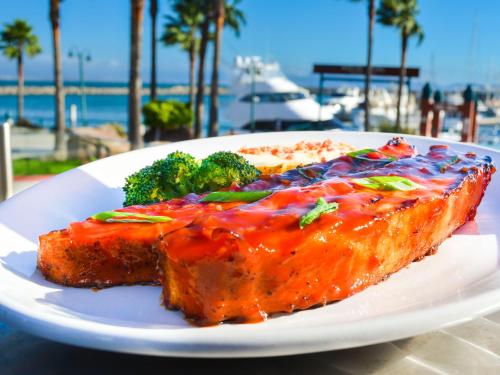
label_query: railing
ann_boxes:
[0,122,13,202]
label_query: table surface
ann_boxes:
[2,311,500,374]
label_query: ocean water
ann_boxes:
[0,94,235,135]
[0,80,200,89]
[0,81,235,136]
[1,81,499,150]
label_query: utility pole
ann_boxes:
[69,47,91,125]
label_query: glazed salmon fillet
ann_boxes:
[157,145,494,325]
[38,139,414,287]
[37,197,237,287]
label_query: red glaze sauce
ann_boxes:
[68,137,417,245]
[159,143,494,325]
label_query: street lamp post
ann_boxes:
[68,48,91,126]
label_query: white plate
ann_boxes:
[0,131,499,358]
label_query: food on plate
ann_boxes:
[123,140,356,207]
[157,144,494,325]
[37,138,495,326]
[38,138,410,288]
[238,139,356,174]
[38,197,244,287]
[123,151,260,206]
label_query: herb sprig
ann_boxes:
[200,190,272,203]
[91,211,172,223]
[351,176,424,191]
[347,148,396,162]
[299,198,339,229]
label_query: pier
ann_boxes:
[0,84,229,96]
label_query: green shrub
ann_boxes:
[378,121,397,133]
[378,121,417,135]
[142,100,193,131]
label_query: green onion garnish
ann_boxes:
[438,155,460,173]
[200,190,272,203]
[91,211,172,223]
[299,198,339,229]
[347,148,378,157]
[347,148,396,162]
[351,176,424,191]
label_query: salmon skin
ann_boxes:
[37,138,415,288]
[157,144,495,326]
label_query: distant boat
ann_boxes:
[225,56,339,132]
[346,86,416,129]
[322,86,363,115]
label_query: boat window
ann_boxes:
[239,92,306,103]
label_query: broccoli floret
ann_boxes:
[193,151,261,193]
[123,166,160,206]
[154,151,199,198]
[123,151,199,206]
[123,151,260,206]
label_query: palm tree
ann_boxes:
[377,0,423,131]
[0,19,41,124]
[150,0,158,101]
[351,0,375,132]
[164,0,244,138]
[129,0,145,149]
[207,0,224,137]
[193,1,210,139]
[161,0,202,115]
[50,0,66,157]
[208,0,245,137]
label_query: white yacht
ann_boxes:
[224,56,337,131]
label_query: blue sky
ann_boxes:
[0,0,498,86]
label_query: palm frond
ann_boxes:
[0,19,41,60]
[224,0,246,37]
[377,0,423,42]
[161,0,203,52]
